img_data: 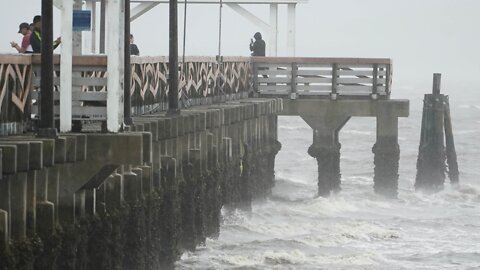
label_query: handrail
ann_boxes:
[0,54,252,132]
[253,57,392,100]
[252,56,392,65]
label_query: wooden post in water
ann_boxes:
[444,96,459,184]
[415,73,459,191]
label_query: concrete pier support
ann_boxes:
[10,173,28,240]
[303,116,349,196]
[26,171,36,237]
[373,111,400,197]
[308,136,341,197]
[0,209,7,250]
[281,99,409,196]
[0,177,10,242]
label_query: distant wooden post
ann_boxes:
[372,64,378,97]
[415,73,459,191]
[444,96,459,184]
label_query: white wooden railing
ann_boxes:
[252,57,392,100]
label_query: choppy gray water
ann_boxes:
[176,85,480,270]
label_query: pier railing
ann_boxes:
[130,56,251,114]
[0,55,393,134]
[0,54,251,134]
[0,55,33,135]
[252,57,392,100]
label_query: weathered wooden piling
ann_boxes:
[444,97,459,184]
[415,74,459,191]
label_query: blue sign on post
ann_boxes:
[73,10,91,32]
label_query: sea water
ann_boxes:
[176,85,480,270]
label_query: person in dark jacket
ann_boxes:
[249,32,266,56]
[130,34,140,56]
[30,15,61,53]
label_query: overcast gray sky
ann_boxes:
[2,0,479,88]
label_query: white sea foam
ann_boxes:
[177,94,480,269]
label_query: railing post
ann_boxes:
[252,61,258,95]
[290,62,297,99]
[331,63,338,100]
[371,64,378,100]
[386,64,392,98]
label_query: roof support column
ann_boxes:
[107,0,125,132]
[287,3,296,56]
[269,4,278,56]
[60,0,73,132]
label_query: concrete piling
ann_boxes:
[36,201,55,238]
[0,209,7,250]
[125,167,140,204]
[308,143,341,197]
[105,172,124,212]
[373,105,400,197]
[10,173,28,240]
[306,127,342,197]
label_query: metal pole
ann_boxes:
[124,0,133,124]
[218,0,223,56]
[168,0,179,114]
[39,0,56,136]
[182,0,187,65]
[100,0,106,53]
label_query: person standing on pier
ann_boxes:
[130,34,140,56]
[250,32,266,57]
[30,15,61,53]
[10,22,33,53]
